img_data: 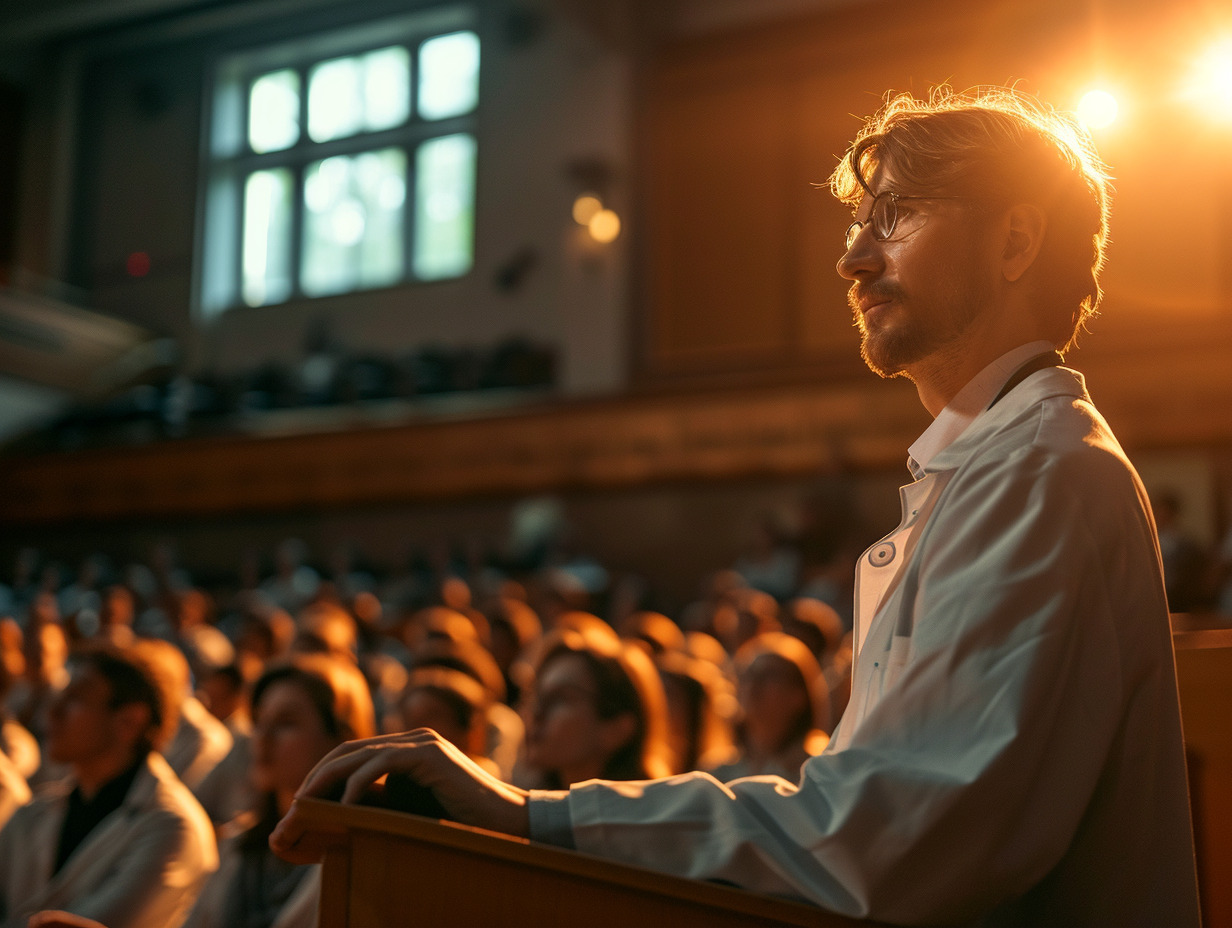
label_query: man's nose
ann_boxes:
[836,225,882,281]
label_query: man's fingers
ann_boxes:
[339,751,419,804]
[296,730,440,799]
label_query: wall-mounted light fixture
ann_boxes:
[566,157,621,244]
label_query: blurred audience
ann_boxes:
[11,489,1230,925]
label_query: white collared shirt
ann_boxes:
[906,340,1056,479]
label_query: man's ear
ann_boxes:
[1001,203,1047,282]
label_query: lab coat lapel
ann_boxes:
[853,470,952,658]
[38,756,158,905]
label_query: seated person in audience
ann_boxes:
[0,749,29,834]
[398,666,497,776]
[182,654,374,928]
[193,663,256,828]
[720,589,781,656]
[779,597,844,666]
[654,650,735,775]
[620,611,686,657]
[0,618,40,780]
[401,606,481,656]
[516,626,672,789]
[0,645,216,928]
[131,640,232,793]
[480,597,541,709]
[163,590,234,685]
[780,597,849,730]
[94,586,136,649]
[291,602,358,664]
[408,639,523,782]
[8,597,70,746]
[232,605,295,668]
[707,633,831,781]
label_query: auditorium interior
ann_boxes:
[0,0,1230,922]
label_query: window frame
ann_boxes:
[195,6,479,317]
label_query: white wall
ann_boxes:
[16,0,634,398]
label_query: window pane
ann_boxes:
[413,133,475,280]
[418,31,480,121]
[363,46,411,131]
[308,56,363,143]
[302,148,406,297]
[242,169,294,306]
[249,70,300,153]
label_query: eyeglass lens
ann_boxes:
[844,192,898,249]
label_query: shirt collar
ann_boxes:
[906,340,1056,479]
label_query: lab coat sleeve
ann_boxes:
[568,437,1147,924]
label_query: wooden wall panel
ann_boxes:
[2,332,1231,526]
[644,76,794,369]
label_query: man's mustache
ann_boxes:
[848,282,903,313]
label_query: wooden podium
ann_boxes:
[1174,625,1232,928]
[292,798,879,928]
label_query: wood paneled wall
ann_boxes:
[633,0,1232,392]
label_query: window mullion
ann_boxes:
[288,63,312,299]
[232,74,254,309]
[404,143,417,283]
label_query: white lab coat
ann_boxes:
[0,752,217,928]
[561,368,1200,926]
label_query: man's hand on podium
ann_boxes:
[270,728,531,864]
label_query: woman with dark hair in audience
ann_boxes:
[654,649,736,775]
[480,596,541,709]
[707,632,830,783]
[182,654,374,928]
[518,624,672,789]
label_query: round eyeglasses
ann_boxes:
[844,191,960,249]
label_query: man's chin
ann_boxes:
[859,341,910,380]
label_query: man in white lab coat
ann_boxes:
[272,88,1201,926]
[0,646,216,928]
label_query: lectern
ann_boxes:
[291,797,881,927]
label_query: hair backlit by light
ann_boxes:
[1188,39,1232,121]
[587,208,621,243]
[572,193,603,226]
[1077,89,1119,130]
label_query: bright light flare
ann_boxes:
[587,208,621,243]
[1077,89,1119,130]
[572,193,603,226]
[1187,38,1232,121]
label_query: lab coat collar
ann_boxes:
[907,340,1056,479]
[925,366,1089,475]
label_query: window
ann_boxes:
[198,10,479,314]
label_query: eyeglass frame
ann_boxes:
[844,190,963,250]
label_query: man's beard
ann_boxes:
[849,283,929,379]
[848,282,984,380]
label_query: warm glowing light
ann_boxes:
[1188,39,1232,120]
[1077,89,1119,130]
[587,208,621,243]
[572,193,603,226]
